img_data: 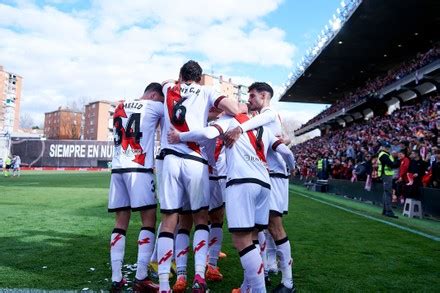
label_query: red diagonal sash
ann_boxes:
[234,114,266,163]
[166,83,201,154]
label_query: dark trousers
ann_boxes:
[382,175,394,214]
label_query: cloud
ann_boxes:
[0,1,296,125]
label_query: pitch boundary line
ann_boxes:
[296,191,440,242]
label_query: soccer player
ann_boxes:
[4,156,11,177]
[108,83,164,293]
[12,155,21,177]
[157,60,240,292]
[167,111,296,293]
[224,82,296,292]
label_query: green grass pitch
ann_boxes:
[0,171,439,292]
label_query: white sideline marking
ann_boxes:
[297,192,440,242]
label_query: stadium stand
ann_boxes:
[279,0,440,216]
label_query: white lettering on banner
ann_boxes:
[57,145,63,157]
[48,144,112,158]
[100,145,113,158]
[87,145,93,157]
[93,145,99,157]
[49,144,55,157]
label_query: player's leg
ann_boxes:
[207,177,225,282]
[183,159,210,291]
[111,210,131,286]
[191,209,209,291]
[133,206,158,291]
[173,213,192,292]
[157,155,183,292]
[268,178,295,292]
[269,178,294,292]
[265,230,278,273]
[108,173,131,291]
[126,172,158,285]
[269,215,294,292]
[226,183,266,293]
[149,156,163,268]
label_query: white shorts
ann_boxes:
[159,154,210,214]
[209,176,226,212]
[225,182,270,232]
[108,171,157,212]
[155,156,163,198]
[269,176,289,216]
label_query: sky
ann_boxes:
[0,0,341,126]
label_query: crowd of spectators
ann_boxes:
[298,44,440,129]
[293,94,440,202]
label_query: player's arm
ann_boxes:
[276,133,292,146]
[224,110,276,147]
[272,139,296,171]
[168,124,225,144]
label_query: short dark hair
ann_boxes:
[144,82,163,96]
[248,82,274,98]
[180,60,202,82]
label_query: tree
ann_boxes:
[67,96,91,113]
[20,112,35,129]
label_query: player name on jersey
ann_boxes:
[123,101,144,110]
[180,86,201,96]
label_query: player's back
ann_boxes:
[112,99,163,171]
[161,82,221,158]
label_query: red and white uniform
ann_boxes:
[240,106,291,215]
[206,137,227,212]
[159,82,224,213]
[108,100,163,212]
[179,114,295,231]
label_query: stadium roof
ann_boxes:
[280,0,440,104]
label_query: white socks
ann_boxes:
[110,228,126,282]
[135,227,155,280]
[266,230,277,270]
[193,225,209,277]
[157,232,174,291]
[239,244,266,292]
[208,223,223,267]
[276,237,293,289]
[175,229,190,279]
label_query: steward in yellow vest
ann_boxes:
[378,141,399,218]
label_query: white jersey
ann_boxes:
[262,107,288,176]
[214,114,281,188]
[161,82,222,158]
[14,156,21,167]
[111,99,163,171]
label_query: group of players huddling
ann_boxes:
[108,60,296,293]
